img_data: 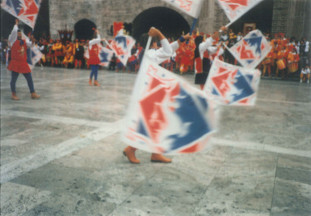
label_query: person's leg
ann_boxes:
[10,71,20,100]
[23,73,40,99]
[89,65,95,85]
[93,65,100,86]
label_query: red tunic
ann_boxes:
[8,39,31,73]
[88,44,100,65]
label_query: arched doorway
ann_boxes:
[132,7,190,40]
[74,19,97,40]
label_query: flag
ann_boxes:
[22,33,42,69]
[1,0,42,29]
[99,46,114,67]
[204,58,261,106]
[161,0,204,18]
[26,45,42,69]
[107,34,135,66]
[217,0,264,24]
[84,45,113,67]
[228,29,272,68]
[122,57,218,155]
[113,22,123,37]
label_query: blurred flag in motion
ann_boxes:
[228,29,272,68]
[161,0,204,18]
[204,58,261,106]
[1,0,42,29]
[107,34,135,67]
[122,57,218,154]
[99,46,114,67]
[217,0,264,25]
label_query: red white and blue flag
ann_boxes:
[161,0,204,18]
[1,0,42,29]
[122,57,218,154]
[204,58,260,106]
[228,29,272,69]
[84,45,113,67]
[99,46,114,67]
[217,0,264,25]
[21,33,42,69]
[106,34,135,66]
[26,45,42,69]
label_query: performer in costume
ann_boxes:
[123,27,191,164]
[8,20,40,100]
[88,28,101,86]
[52,39,63,67]
[194,26,226,90]
[74,39,85,69]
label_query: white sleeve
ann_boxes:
[25,37,33,47]
[8,25,18,47]
[147,38,173,64]
[207,46,218,55]
[89,34,101,47]
[170,41,179,53]
[199,37,214,59]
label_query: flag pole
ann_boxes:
[186,18,197,44]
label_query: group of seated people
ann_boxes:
[8,29,309,84]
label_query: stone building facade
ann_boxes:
[49,0,310,40]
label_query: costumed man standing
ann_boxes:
[123,27,191,164]
[88,28,101,86]
[8,19,40,100]
[194,26,227,90]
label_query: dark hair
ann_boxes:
[139,33,158,49]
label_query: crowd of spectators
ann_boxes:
[1,28,310,82]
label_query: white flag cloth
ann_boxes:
[161,0,204,18]
[22,33,42,70]
[204,58,261,106]
[217,0,264,25]
[26,45,42,70]
[228,29,272,69]
[122,57,218,155]
[84,45,113,67]
[99,46,114,67]
[1,0,42,29]
[107,34,136,66]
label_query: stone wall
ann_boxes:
[271,0,310,39]
[49,0,200,39]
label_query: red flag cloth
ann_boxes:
[113,22,123,37]
[1,0,41,29]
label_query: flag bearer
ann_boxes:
[8,19,40,100]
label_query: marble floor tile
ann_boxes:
[1,66,311,215]
[0,182,51,216]
[271,178,311,216]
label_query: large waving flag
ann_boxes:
[122,57,218,155]
[107,34,135,66]
[161,0,204,18]
[217,0,264,25]
[84,45,114,67]
[1,0,42,29]
[204,58,261,106]
[228,29,272,68]
[99,46,114,67]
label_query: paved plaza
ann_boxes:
[1,66,311,216]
